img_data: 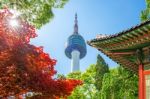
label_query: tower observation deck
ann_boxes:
[65,14,87,72]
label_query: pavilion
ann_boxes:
[88,20,150,99]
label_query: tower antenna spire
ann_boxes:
[74,13,78,34]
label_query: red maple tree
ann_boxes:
[0,9,82,99]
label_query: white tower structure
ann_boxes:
[65,14,87,72]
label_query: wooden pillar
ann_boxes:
[136,49,144,99]
[139,64,144,99]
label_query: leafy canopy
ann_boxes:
[101,66,138,99]
[0,0,68,29]
[141,0,150,21]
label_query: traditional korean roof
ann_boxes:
[88,20,150,73]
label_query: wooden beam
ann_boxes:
[139,27,148,33]
[130,31,139,37]
[111,32,150,50]
[144,70,150,75]
[108,51,135,55]
[145,25,150,30]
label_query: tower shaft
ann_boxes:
[71,50,80,72]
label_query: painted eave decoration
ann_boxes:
[88,20,150,73]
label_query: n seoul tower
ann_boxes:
[65,14,87,72]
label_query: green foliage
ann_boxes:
[67,54,110,99]
[66,66,138,99]
[56,74,66,79]
[67,64,99,99]
[0,0,68,28]
[101,66,138,99]
[141,0,150,21]
[95,54,109,91]
[67,71,82,80]
[65,55,138,99]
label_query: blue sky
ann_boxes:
[31,0,145,75]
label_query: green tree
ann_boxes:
[66,55,138,99]
[95,54,109,91]
[67,71,82,80]
[141,0,150,21]
[0,0,68,28]
[101,66,138,99]
[67,65,99,99]
[67,66,138,99]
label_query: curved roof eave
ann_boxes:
[88,20,150,44]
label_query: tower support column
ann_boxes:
[71,50,80,72]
